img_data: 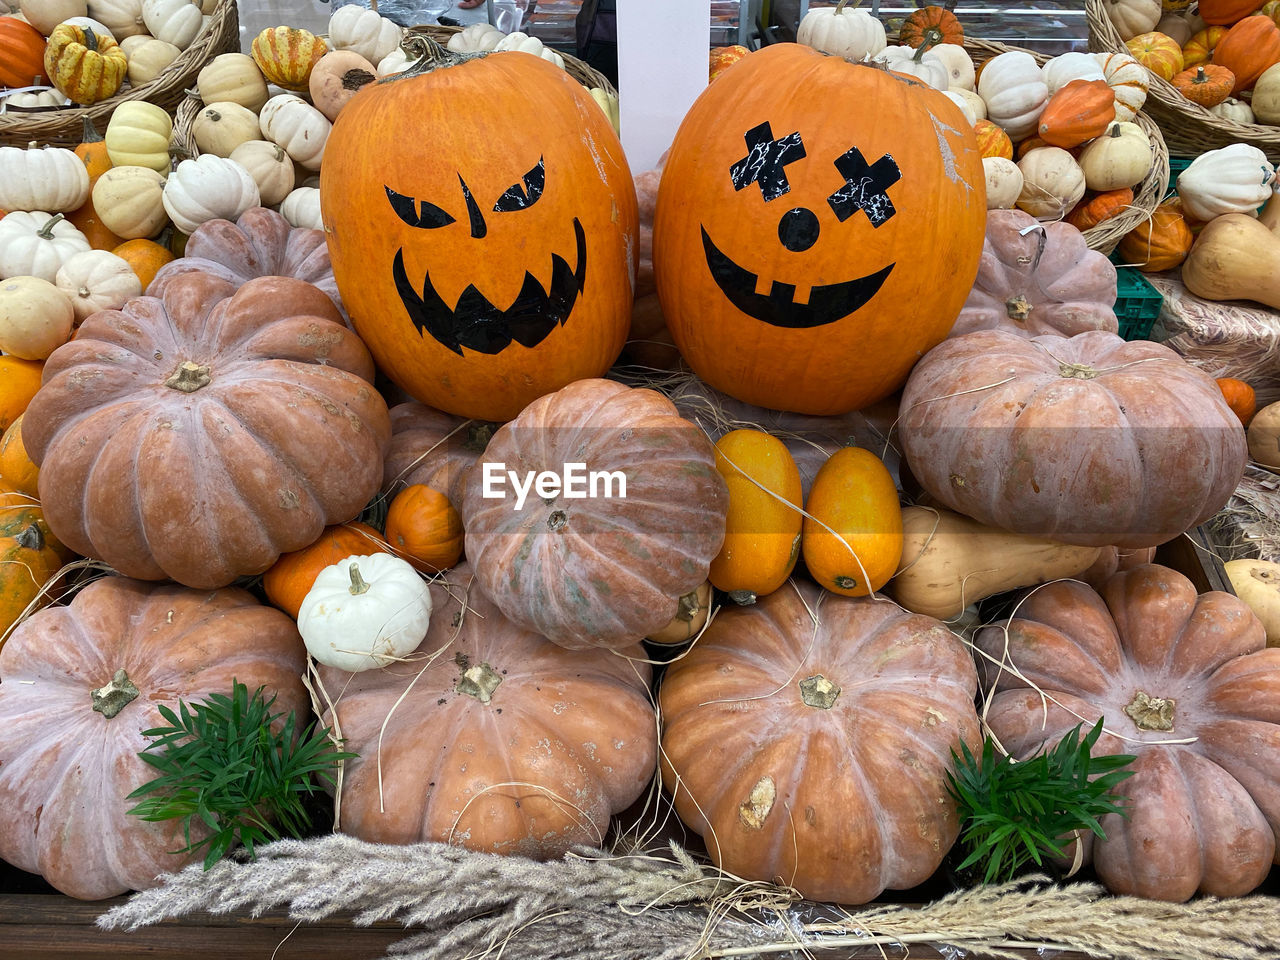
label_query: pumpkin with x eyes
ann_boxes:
[654,44,986,416]
[321,43,638,422]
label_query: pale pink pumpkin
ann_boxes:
[381,401,497,504]
[0,576,308,900]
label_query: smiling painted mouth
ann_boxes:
[701,227,894,329]
[393,218,587,356]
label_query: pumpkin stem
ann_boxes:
[164,360,212,392]
[1124,690,1175,731]
[547,509,568,531]
[673,588,705,622]
[15,522,44,552]
[1195,66,1208,83]
[1005,295,1032,322]
[457,661,502,703]
[80,116,103,144]
[798,674,841,709]
[913,34,942,61]
[204,107,222,122]
[726,589,758,606]
[37,213,65,240]
[92,668,140,719]
[347,562,371,595]
[83,26,99,53]
[1058,361,1101,380]
[342,68,376,91]
[393,32,476,80]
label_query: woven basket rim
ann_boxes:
[0,0,238,145]
[961,36,1170,255]
[1085,0,1280,156]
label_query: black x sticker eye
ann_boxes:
[494,158,545,212]
[386,186,456,229]
[731,122,806,202]
[827,147,902,228]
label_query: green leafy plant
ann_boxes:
[127,680,356,869]
[945,718,1137,885]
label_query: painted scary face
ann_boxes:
[706,121,902,329]
[386,158,588,356]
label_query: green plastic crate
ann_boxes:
[1166,155,1195,198]
[1112,264,1162,341]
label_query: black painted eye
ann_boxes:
[826,147,902,228]
[493,158,545,212]
[386,185,456,229]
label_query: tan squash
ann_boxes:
[1247,400,1280,469]
[1225,558,1280,645]
[646,581,712,645]
[1182,214,1280,309]
[889,505,1103,620]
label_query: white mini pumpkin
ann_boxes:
[931,43,975,90]
[279,185,322,230]
[1077,121,1153,192]
[0,142,89,214]
[140,0,202,49]
[1099,0,1161,41]
[493,31,565,68]
[196,53,270,112]
[0,212,91,283]
[119,35,181,85]
[0,275,75,360]
[92,165,168,239]
[1042,51,1106,96]
[1210,98,1255,124]
[978,50,1049,142]
[1016,146,1086,220]
[88,0,146,39]
[229,140,295,206]
[259,94,330,172]
[54,249,142,322]
[19,0,85,35]
[327,2,403,65]
[1177,143,1277,222]
[377,47,410,77]
[795,0,886,61]
[942,90,977,125]
[161,154,260,234]
[875,44,949,89]
[192,100,263,158]
[446,21,504,53]
[297,553,433,673]
[984,157,1023,210]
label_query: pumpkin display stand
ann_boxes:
[1085,0,1280,162]
[0,0,239,148]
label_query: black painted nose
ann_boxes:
[778,207,819,252]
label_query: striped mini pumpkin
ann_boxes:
[43,25,126,105]
[251,26,328,92]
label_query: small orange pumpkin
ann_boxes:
[1038,79,1117,148]
[709,44,751,82]
[1067,188,1135,230]
[0,416,38,499]
[251,26,327,92]
[0,18,48,88]
[1198,0,1266,24]
[1184,25,1229,66]
[1016,135,1050,159]
[0,483,67,647]
[898,5,965,47]
[1171,63,1236,104]
[974,119,1014,160]
[1126,31,1186,80]
[0,357,44,434]
[1213,15,1280,91]
[67,117,124,250]
[384,484,463,574]
[261,520,392,619]
[111,238,175,291]
[1117,198,1194,272]
[1217,377,1257,425]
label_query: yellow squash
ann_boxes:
[43,25,127,105]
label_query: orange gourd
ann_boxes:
[1183,25,1229,66]
[1118,197,1194,271]
[1067,188,1135,230]
[67,117,124,251]
[384,484,463,574]
[708,44,751,82]
[1126,31,1186,80]
[709,428,803,604]
[974,118,1014,160]
[1171,63,1236,104]
[801,446,903,597]
[1198,0,1266,24]
[0,357,43,433]
[250,26,327,92]
[1016,135,1049,159]
[1213,15,1280,91]
[898,5,965,46]
[111,239,175,291]
[0,18,48,88]
[1217,377,1257,424]
[0,481,67,648]
[1038,79,1117,148]
[261,520,391,619]
[0,416,38,498]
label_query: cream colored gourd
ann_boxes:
[984,157,1023,209]
[228,140,294,206]
[1094,51,1149,121]
[162,154,259,234]
[259,94,330,172]
[978,50,1049,141]
[377,47,410,77]
[1177,144,1276,222]
[19,0,85,35]
[89,0,147,39]
[1247,402,1280,470]
[279,186,322,230]
[0,275,74,359]
[1077,121,1152,191]
[140,0,202,49]
[92,165,167,238]
[104,101,173,173]
[0,213,90,283]
[1016,146,1086,219]
[1249,67,1280,122]
[1182,215,1280,308]
[196,53,269,112]
[932,43,974,90]
[1042,51,1105,94]
[1225,558,1280,646]
[889,506,1102,620]
[1210,98,1254,123]
[1100,0,1161,40]
[2,89,67,109]
[875,44,949,89]
[54,249,141,322]
[795,0,886,60]
[951,87,986,120]
[191,101,262,158]
[1156,12,1193,47]
[199,0,213,11]
[446,21,503,53]
[942,90,977,124]
[0,142,89,214]
[327,2,402,64]
[119,35,180,84]
[61,16,116,38]
[1260,188,1280,232]
[493,31,564,68]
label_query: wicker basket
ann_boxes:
[0,0,239,148]
[1086,0,1280,162]
[171,24,617,161]
[964,36,1170,256]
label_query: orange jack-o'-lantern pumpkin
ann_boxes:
[321,40,639,422]
[654,44,987,416]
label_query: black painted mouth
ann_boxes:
[393,218,587,356]
[701,226,894,329]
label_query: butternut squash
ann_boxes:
[709,429,803,604]
[889,505,1102,620]
[1182,214,1280,308]
[801,446,902,597]
[1259,188,1280,232]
